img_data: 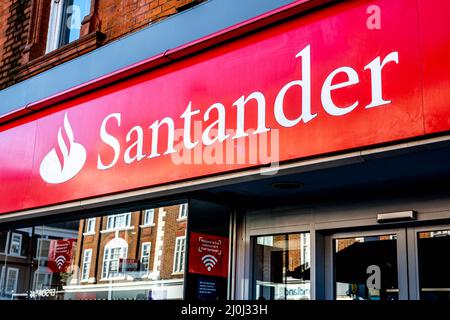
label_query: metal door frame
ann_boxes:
[406,223,450,300]
[325,228,409,300]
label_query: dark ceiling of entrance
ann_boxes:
[193,139,450,210]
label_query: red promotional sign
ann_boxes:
[47,239,76,273]
[0,0,449,214]
[189,232,229,277]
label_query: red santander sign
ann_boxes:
[0,0,449,214]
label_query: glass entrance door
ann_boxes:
[410,226,450,300]
[331,229,408,300]
[251,232,311,300]
[330,225,450,300]
[334,233,400,300]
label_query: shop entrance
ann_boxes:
[199,138,450,300]
[328,224,450,300]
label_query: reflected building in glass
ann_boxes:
[253,233,311,300]
[0,204,188,300]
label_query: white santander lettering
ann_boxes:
[97,113,121,170]
[321,66,360,116]
[202,103,230,146]
[124,125,145,164]
[274,45,317,127]
[232,92,269,139]
[148,117,177,158]
[91,46,400,174]
[180,102,200,149]
[364,51,399,108]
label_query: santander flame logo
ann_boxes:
[39,113,87,184]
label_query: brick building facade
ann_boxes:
[0,0,204,89]
[0,204,187,300]
[65,204,188,299]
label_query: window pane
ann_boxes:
[81,250,92,281]
[253,233,311,300]
[173,237,186,273]
[0,204,187,300]
[144,209,154,225]
[418,229,450,300]
[86,218,95,233]
[33,272,52,291]
[5,269,19,294]
[36,238,51,259]
[59,0,91,46]
[9,233,22,256]
[334,235,398,300]
[179,204,188,219]
[0,228,31,299]
[141,243,151,272]
[106,214,132,230]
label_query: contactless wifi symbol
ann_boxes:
[55,255,66,270]
[201,255,218,271]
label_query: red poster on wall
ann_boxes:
[47,239,76,273]
[189,232,229,278]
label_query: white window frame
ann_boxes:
[140,242,151,272]
[257,236,274,246]
[143,209,155,226]
[173,236,186,274]
[105,213,131,231]
[85,218,96,234]
[5,267,19,295]
[46,0,92,53]
[9,233,22,257]
[178,204,188,220]
[81,249,92,281]
[101,238,128,280]
[32,269,53,290]
[46,0,66,53]
[35,238,51,259]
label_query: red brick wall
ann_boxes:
[99,0,197,42]
[0,0,31,89]
[160,205,187,279]
[287,233,301,272]
[0,1,12,62]
[0,0,204,90]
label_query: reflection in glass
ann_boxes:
[0,228,36,299]
[253,233,310,300]
[418,229,450,300]
[59,0,91,46]
[334,235,398,300]
[0,203,188,300]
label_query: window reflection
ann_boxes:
[418,229,450,300]
[253,233,311,300]
[0,203,188,300]
[60,0,91,45]
[334,235,398,300]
